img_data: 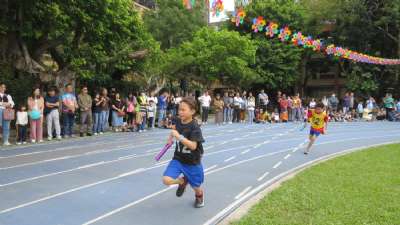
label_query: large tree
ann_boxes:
[0,0,155,89]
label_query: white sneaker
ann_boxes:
[3,142,11,146]
[57,136,62,140]
[223,122,226,125]
[229,122,232,124]
[99,132,104,135]
[31,140,36,144]
[39,140,44,143]
[22,142,27,145]
[48,137,53,141]
[94,133,98,136]
[16,142,22,145]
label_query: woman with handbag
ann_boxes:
[0,83,15,146]
[111,92,125,132]
[28,87,45,143]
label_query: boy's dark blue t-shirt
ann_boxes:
[44,95,59,114]
[173,119,204,165]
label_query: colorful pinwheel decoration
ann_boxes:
[183,0,195,9]
[278,26,292,42]
[265,22,279,38]
[252,16,266,33]
[231,8,246,26]
[212,0,224,17]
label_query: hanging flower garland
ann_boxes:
[232,11,400,65]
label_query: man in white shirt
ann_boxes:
[258,89,269,111]
[147,92,158,128]
[0,83,15,146]
[198,91,212,125]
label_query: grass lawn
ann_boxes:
[232,144,400,225]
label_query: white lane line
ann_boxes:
[253,144,261,149]
[118,154,137,160]
[146,149,157,153]
[257,171,269,181]
[224,156,236,162]
[0,161,106,188]
[0,145,132,170]
[241,149,251,155]
[78,161,106,170]
[263,140,270,144]
[204,165,218,172]
[82,186,175,225]
[155,160,170,166]
[0,168,146,214]
[284,154,291,160]
[273,161,282,169]
[205,145,215,150]
[292,147,299,153]
[234,186,252,200]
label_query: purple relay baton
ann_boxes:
[155,142,173,161]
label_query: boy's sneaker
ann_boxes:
[94,133,98,136]
[3,142,11,146]
[16,142,22,145]
[31,140,36,144]
[176,176,188,197]
[57,136,62,140]
[22,142,27,145]
[38,140,44,143]
[194,193,205,208]
[48,137,53,141]
[99,132,104,135]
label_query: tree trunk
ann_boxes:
[54,68,76,93]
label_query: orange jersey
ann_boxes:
[307,109,328,132]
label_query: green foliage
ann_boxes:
[345,65,379,94]
[229,0,308,90]
[165,27,257,88]
[143,0,206,49]
[1,0,157,81]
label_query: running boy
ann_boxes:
[304,102,328,154]
[162,97,205,208]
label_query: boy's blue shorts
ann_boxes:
[309,129,322,137]
[163,159,204,188]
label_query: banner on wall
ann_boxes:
[209,0,235,23]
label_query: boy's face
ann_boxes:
[315,107,322,114]
[48,90,55,96]
[21,107,26,111]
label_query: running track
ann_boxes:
[0,122,399,225]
